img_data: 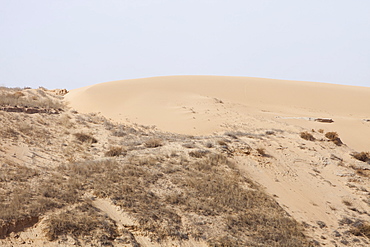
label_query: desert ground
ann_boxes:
[1,76,370,246]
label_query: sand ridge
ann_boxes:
[65,75,370,150]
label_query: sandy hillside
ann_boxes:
[1,78,370,246]
[64,76,370,246]
[65,76,370,151]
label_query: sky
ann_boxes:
[1,0,370,89]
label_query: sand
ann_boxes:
[65,75,370,151]
[64,76,370,245]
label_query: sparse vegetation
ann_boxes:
[45,201,117,242]
[325,131,343,146]
[342,199,352,207]
[189,150,208,158]
[349,221,370,238]
[256,148,267,156]
[3,85,368,246]
[74,133,98,143]
[105,146,126,157]
[352,152,370,163]
[0,89,64,110]
[145,138,163,148]
[300,131,315,141]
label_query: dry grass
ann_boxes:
[45,201,117,243]
[105,146,126,157]
[342,199,352,207]
[55,155,308,246]
[256,148,267,157]
[325,132,343,146]
[0,127,19,139]
[74,133,98,144]
[145,138,163,148]
[189,150,208,158]
[349,222,370,238]
[300,131,315,141]
[0,95,311,245]
[0,90,64,110]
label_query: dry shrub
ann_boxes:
[352,152,370,163]
[1,127,19,139]
[105,146,126,157]
[342,199,352,207]
[325,132,343,146]
[173,154,307,246]
[13,91,25,98]
[189,150,208,158]
[145,138,163,148]
[256,148,267,156]
[349,222,370,238]
[355,169,370,177]
[183,143,196,148]
[318,129,324,133]
[45,201,117,242]
[204,142,214,148]
[217,140,228,146]
[300,131,315,141]
[0,91,64,110]
[74,133,97,144]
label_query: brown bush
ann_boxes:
[352,152,370,162]
[300,131,315,141]
[256,148,267,157]
[325,132,343,146]
[189,150,208,158]
[349,222,370,238]
[105,146,126,157]
[74,133,97,144]
[45,202,117,241]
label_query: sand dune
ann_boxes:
[65,76,370,150]
[2,78,370,245]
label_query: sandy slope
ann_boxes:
[64,76,370,245]
[65,76,370,151]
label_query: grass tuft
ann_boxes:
[352,152,370,163]
[145,138,163,148]
[74,133,98,144]
[300,131,315,141]
[325,132,343,146]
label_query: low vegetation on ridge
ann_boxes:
[1,86,369,246]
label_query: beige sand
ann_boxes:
[65,75,370,151]
[64,76,370,245]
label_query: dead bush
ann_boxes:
[145,138,163,148]
[74,133,97,144]
[105,146,126,157]
[1,127,19,139]
[325,132,343,146]
[45,202,118,242]
[189,150,208,158]
[0,91,64,110]
[256,148,267,156]
[352,152,370,163]
[349,221,370,238]
[300,131,315,141]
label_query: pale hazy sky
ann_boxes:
[1,0,370,89]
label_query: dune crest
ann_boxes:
[65,76,370,150]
